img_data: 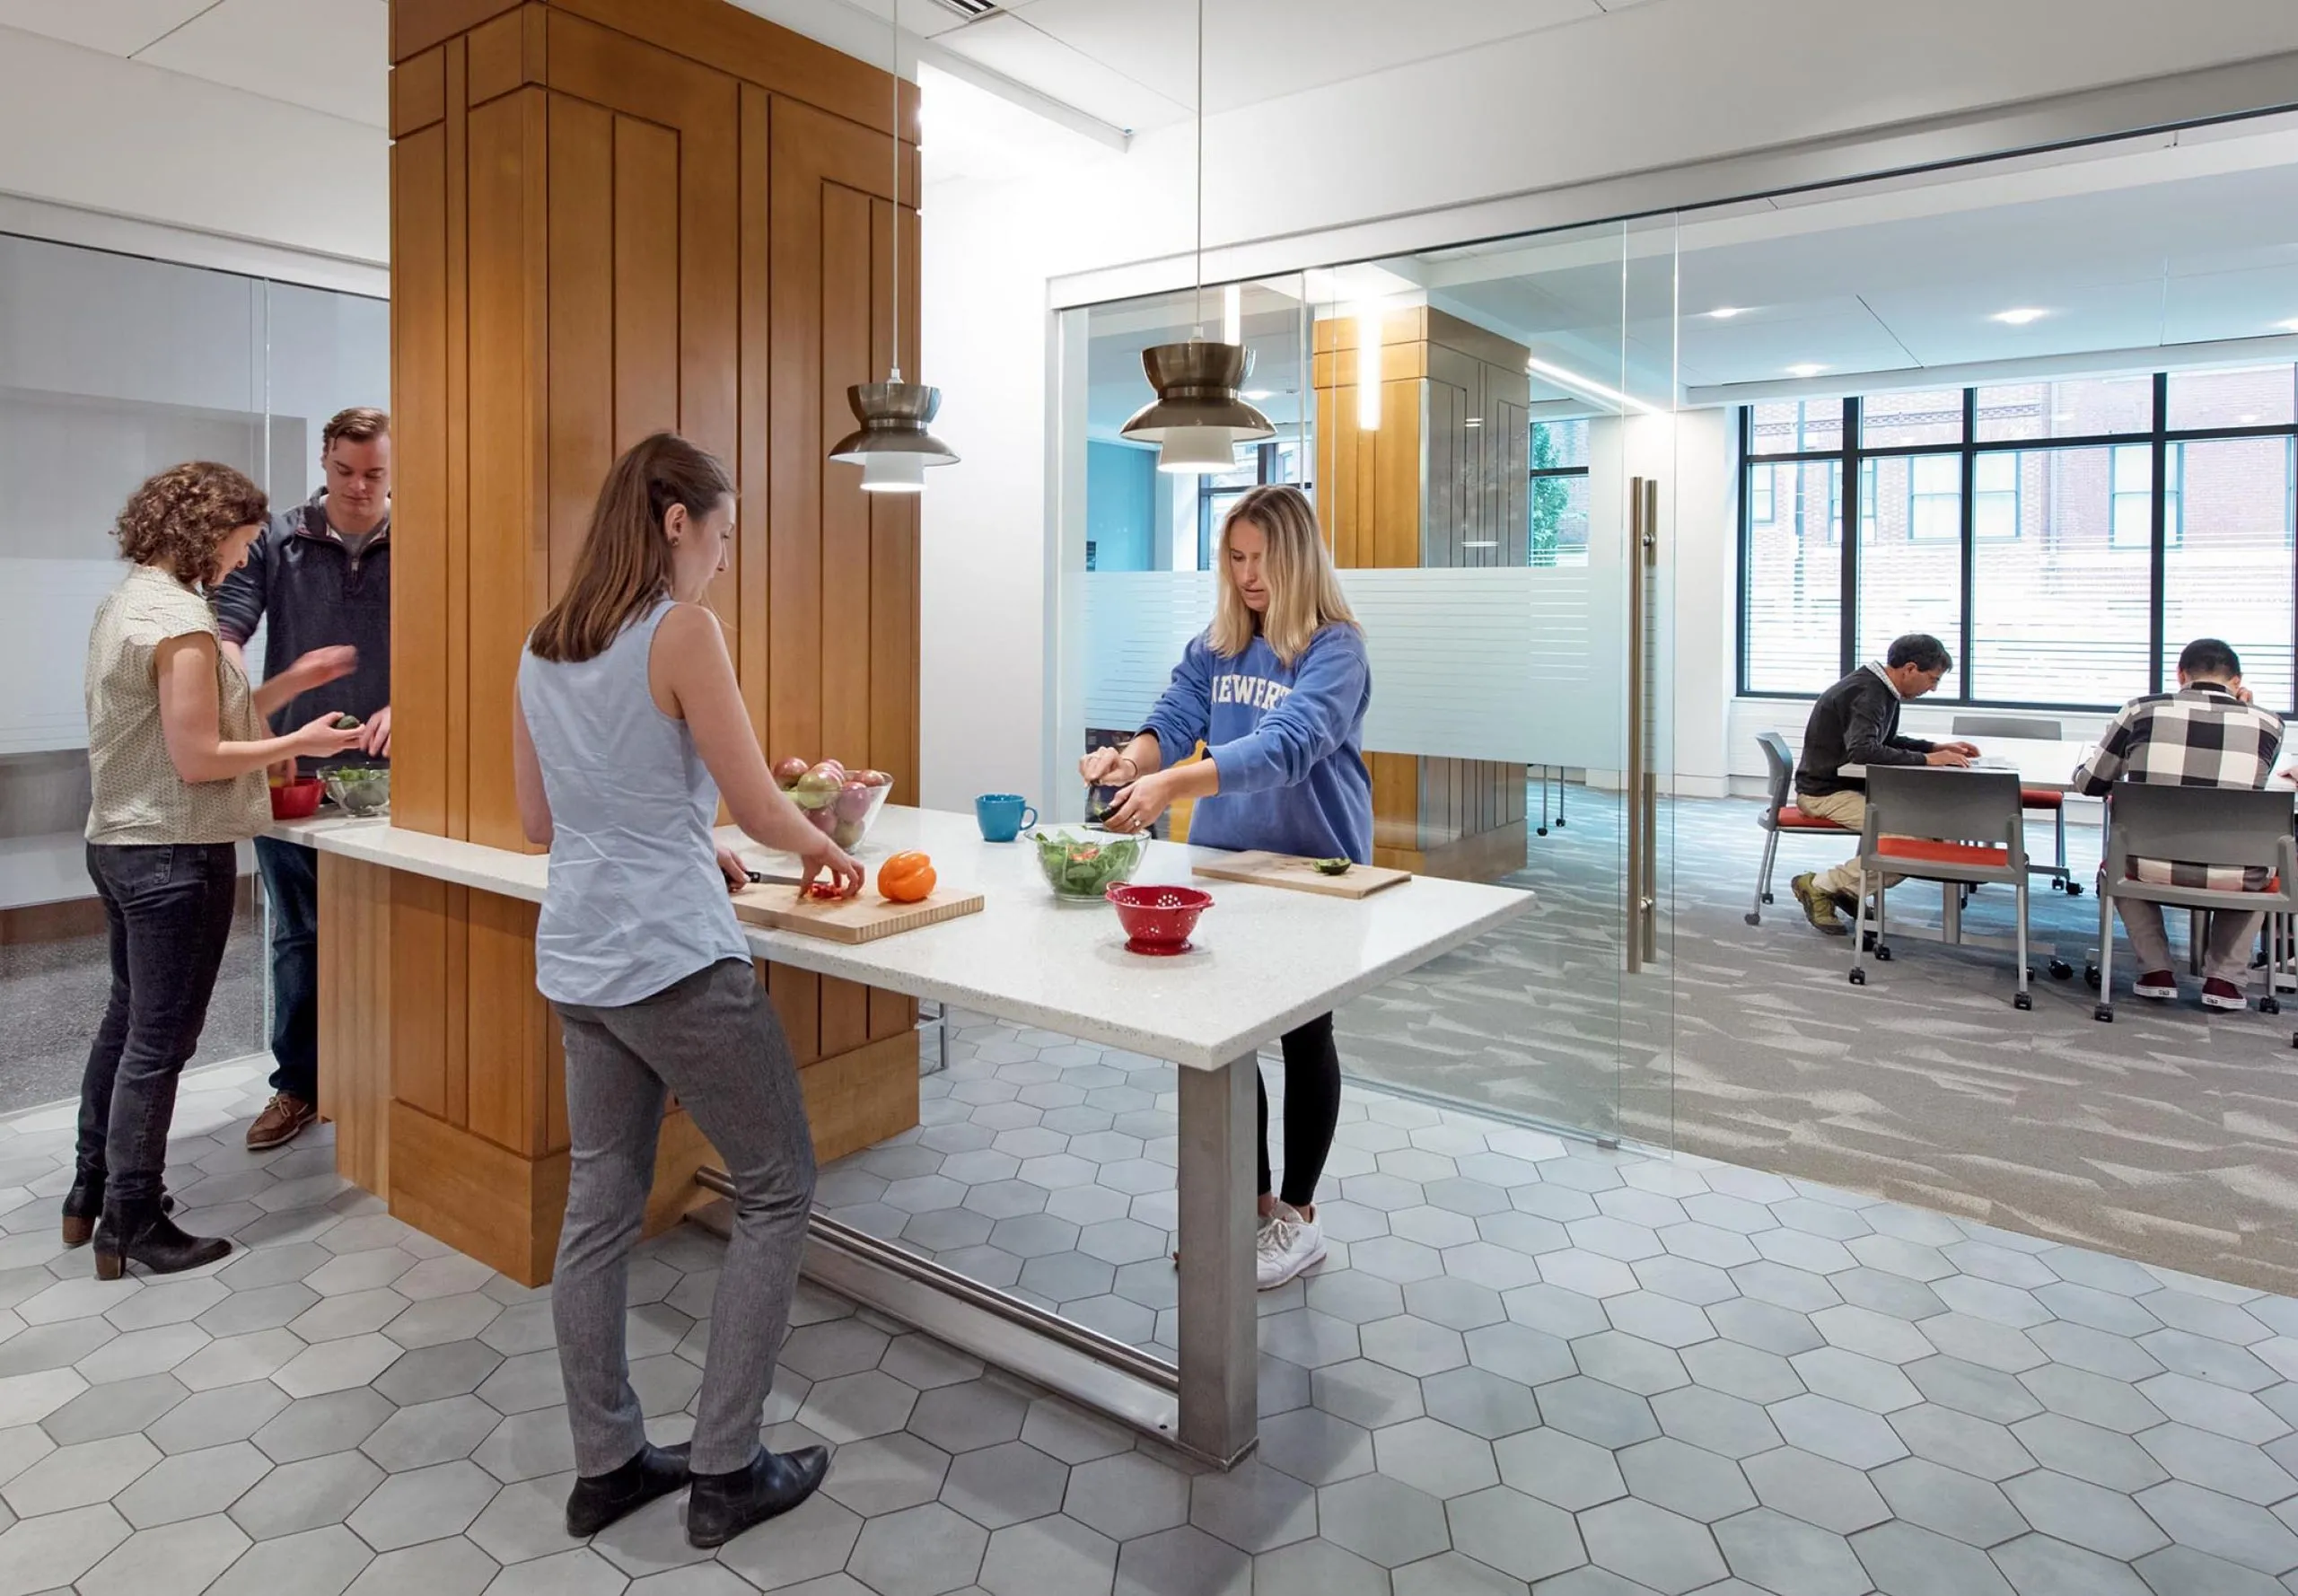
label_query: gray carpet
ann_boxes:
[1336,786,2298,1296]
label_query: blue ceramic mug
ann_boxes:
[976,794,1039,843]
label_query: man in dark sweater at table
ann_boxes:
[1787,634,1979,935]
[215,408,392,1149]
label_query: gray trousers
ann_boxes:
[551,958,817,1477]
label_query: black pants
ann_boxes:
[254,837,320,1102]
[1258,1013,1343,1210]
[75,843,240,1205]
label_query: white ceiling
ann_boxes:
[0,0,388,127]
[785,0,1660,134]
[1078,121,2298,428]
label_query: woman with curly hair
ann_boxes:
[74,461,365,1277]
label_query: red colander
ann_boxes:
[1106,883,1213,955]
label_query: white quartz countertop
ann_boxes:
[272,806,1534,1070]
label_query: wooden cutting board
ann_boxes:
[732,883,985,943]
[1191,851,1410,899]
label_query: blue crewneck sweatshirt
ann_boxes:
[1139,624,1373,864]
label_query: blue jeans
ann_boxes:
[75,843,240,1204]
[254,837,319,1103]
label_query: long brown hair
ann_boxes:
[529,433,732,662]
[1209,485,1356,667]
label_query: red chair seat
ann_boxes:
[1776,807,1850,830]
[1877,837,2011,867]
[2019,788,2064,810]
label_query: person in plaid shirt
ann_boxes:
[2073,637,2286,1010]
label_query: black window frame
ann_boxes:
[1736,371,2298,713]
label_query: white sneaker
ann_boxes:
[1256,1202,1327,1291]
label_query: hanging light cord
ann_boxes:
[890,0,903,385]
[1194,0,1205,340]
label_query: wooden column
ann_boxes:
[369,0,922,1284]
[1314,305,1531,882]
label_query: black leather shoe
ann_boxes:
[685,1445,829,1548]
[62,1171,172,1247]
[91,1202,227,1280]
[566,1443,691,1538]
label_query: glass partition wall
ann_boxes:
[0,235,388,1114]
[1050,222,1684,1154]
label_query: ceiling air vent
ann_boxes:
[926,0,1001,17]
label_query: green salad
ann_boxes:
[1031,829,1141,898]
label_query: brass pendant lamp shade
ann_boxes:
[1118,0,1272,473]
[830,380,956,495]
[830,0,956,494]
[1120,340,1275,472]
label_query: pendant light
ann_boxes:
[1118,0,1274,475]
[829,0,956,494]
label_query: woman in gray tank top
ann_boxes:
[513,433,863,1549]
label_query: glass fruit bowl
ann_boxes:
[781,761,893,852]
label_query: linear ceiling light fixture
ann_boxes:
[1992,308,2048,326]
[1525,355,1658,416]
[1706,307,1749,320]
[1119,0,1275,475]
[829,0,958,494]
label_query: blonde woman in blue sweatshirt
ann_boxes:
[1083,484,1373,1289]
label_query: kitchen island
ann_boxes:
[280,805,1533,1465]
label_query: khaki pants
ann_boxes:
[2118,902,2263,985]
[1800,788,1904,899]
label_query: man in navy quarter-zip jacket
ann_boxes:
[214,408,392,1150]
[1787,633,1979,935]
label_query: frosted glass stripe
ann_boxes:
[1078,566,1627,767]
[0,557,118,754]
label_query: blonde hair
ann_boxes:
[1209,485,1355,666]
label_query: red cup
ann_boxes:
[269,778,323,820]
[1106,883,1212,954]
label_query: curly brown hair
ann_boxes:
[114,462,269,582]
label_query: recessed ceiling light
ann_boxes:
[2241,412,2261,424]
[1786,364,1827,378]
[1707,307,1748,320]
[1993,308,2048,326]
[2279,319,2298,333]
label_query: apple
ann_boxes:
[831,816,866,849]
[806,804,838,834]
[833,780,875,823]
[856,768,893,790]
[772,757,809,791]
[793,767,842,808]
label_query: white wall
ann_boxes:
[919,0,2298,806]
[0,26,389,267]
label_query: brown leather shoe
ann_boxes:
[246,1092,317,1151]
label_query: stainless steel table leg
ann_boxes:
[1942,882,1961,944]
[1177,1051,1259,1466]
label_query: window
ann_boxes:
[1909,454,1960,541]
[1974,452,2020,541]
[2162,435,2296,711]
[1741,460,1845,693]
[1859,456,1960,669]
[1739,365,2298,710]
[2109,444,2152,549]
[1970,448,2152,705]
[1530,418,1592,566]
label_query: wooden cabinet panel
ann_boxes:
[382,0,922,1274]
